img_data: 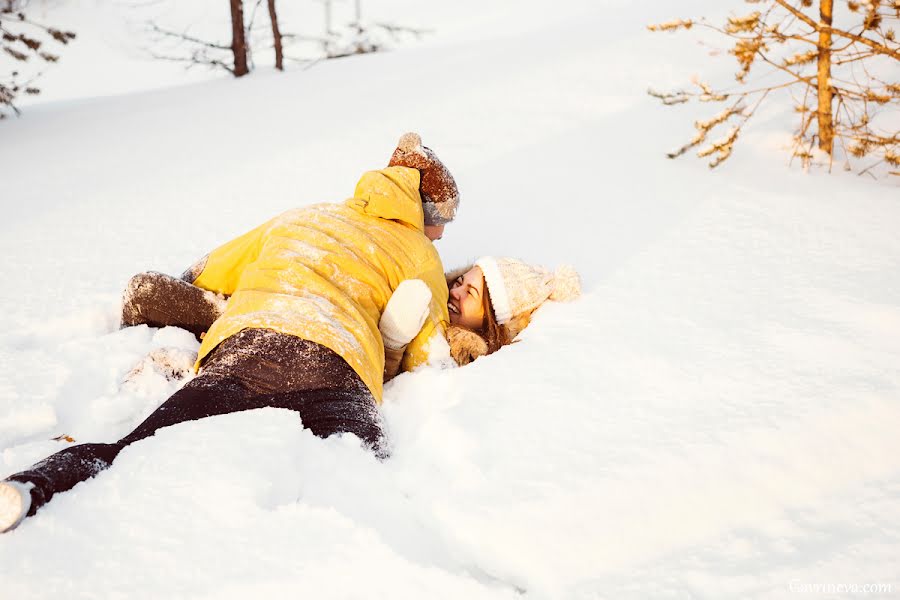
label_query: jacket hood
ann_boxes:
[347,166,425,232]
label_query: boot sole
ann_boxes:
[0,481,30,533]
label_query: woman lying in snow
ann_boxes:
[0,136,579,534]
[440,257,580,369]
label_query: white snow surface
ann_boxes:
[2,1,900,598]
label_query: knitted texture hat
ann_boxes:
[474,257,581,324]
[388,132,459,225]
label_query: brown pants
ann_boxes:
[7,330,386,520]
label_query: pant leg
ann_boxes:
[121,364,385,454]
[7,372,249,516]
[5,329,386,518]
[199,329,387,456]
[8,443,122,516]
[121,271,224,340]
[262,387,386,457]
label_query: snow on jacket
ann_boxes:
[191,166,450,402]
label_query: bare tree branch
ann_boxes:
[773,0,900,59]
[147,22,231,51]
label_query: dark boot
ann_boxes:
[3,441,122,531]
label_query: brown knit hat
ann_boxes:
[388,132,459,225]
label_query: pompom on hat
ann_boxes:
[388,132,459,226]
[474,257,581,324]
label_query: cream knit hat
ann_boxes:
[474,257,581,324]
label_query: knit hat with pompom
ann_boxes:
[388,132,459,225]
[474,257,581,324]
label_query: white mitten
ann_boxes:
[380,280,432,350]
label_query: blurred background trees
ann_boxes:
[146,0,426,78]
[2,0,426,119]
[1,0,75,119]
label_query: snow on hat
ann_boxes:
[474,257,581,324]
[388,132,459,225]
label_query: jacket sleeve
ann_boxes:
[400,263,452,372]
[180,255,210,284]
[401,310,450,372]
[189,220,271,296]
[383,345,406,382]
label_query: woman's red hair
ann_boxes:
[480,284,510,354]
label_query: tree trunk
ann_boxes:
[816,0,834,154]
[230,0,249,77]
[324,0,333,35]
[267,0,283,71]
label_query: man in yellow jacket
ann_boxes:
[0,134,458,533]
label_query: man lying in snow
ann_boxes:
[0,134,582,534]
[0,133,458,533]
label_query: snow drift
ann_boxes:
[1,1,899,598]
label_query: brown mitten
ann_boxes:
[447,325,489,366]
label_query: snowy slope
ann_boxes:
[2,1,900,599]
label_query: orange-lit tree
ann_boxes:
[650,1,899,176]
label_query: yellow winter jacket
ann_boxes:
[191,166,449,402]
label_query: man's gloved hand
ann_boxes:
[379,279,432,351]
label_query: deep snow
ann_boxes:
[2,1,899,599]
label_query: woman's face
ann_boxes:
[448,267,485,330]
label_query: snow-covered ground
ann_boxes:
[2,1,899,598]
